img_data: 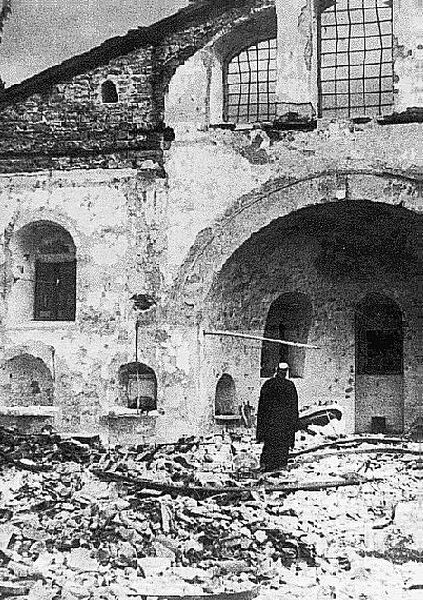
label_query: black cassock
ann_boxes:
[256,377,299,470]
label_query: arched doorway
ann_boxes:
[215,374,237,416]
[261,292,312,378]
[355,294,404,433]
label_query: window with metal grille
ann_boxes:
[318,0,394,118]
[224,38,277,123]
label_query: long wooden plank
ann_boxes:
[290,436,409,457]
[203,330,320,349]
[93,469,380,498]
[134,588,260,600]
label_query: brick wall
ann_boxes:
[0,1,271,173]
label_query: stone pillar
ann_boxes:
[394,0,422,112]
[275,0,315,118]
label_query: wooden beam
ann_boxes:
[203,330,320,349]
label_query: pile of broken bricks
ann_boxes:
[0,422,420,600]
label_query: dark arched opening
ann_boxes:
[215,374,237,416]
[118,362,157,411]
[101,80,118,104]
[0,354,54,407]
[11,221,76,322]
[261,292,313,378]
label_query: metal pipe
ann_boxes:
[203,330,320,349]
[135,321,139,363]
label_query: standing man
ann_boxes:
[256,362,299,472]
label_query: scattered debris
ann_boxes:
[0,423,419,599]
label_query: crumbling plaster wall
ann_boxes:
[165,0,419,131]
[393,0,422,111]
[0,169,169,441]
[164,164,419,437]
[201,206,418,434]
[165,123,419,286]
[0,0,419,442]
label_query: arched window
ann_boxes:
[261,292,313,378]
[356,295,403,375]
[318,0,394,118]
[118,362,157,411]
[101,80,118,104]
[224,38,277,123]
[10,221,76,322]
[215,374,237,416]
[0,354,54,407]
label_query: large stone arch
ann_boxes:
[173,170,419,309]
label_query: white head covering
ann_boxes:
[277,362,289,370]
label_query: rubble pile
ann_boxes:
[0,423,420,600]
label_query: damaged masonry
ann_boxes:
[0,423,421,599]
[0,0,421,598]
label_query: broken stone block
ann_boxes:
[116,541,136,567]
[66,548,100,572]
[0,581,31,596]
[0,524,18,551]
[27,582,56,600]
[137,556,172,577]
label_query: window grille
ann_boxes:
[224,38,277,123]
[318,0,394,118]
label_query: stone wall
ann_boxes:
[0,169,168,440]
[201,201,418,434]
[0,0,419,441]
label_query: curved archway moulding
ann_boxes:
[173,170,419,305]
[8,209,83,257]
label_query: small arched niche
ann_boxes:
[0,354,54,407]
[261,292,313,378]
[101,80,118,104]
[214,374,237,416]
[10,220,76,322]
[118,362,157,411]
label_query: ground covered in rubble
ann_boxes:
[0,424,421,600]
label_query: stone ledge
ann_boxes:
[0,406,58,417]
[214,414,242,423]
[6,321,77,331]
[101,409,159,419]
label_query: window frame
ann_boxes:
[317,0,395,119]
[223,37,278,125]
[34,259,76,322]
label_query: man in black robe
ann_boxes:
[256,362,299,471]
